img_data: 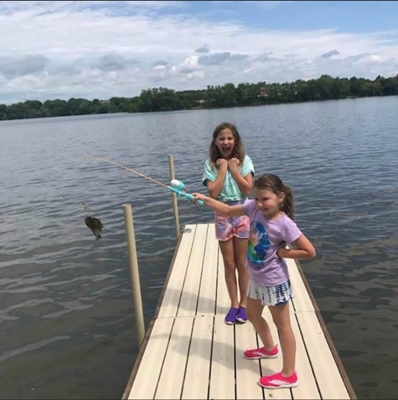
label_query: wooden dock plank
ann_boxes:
[197,223,218,315]
[293,310,350,399]
[235,322,264,400]
[181,315,213,399]
[209,315,235,400]
[158,225,196,318]
[216,248,230,316]
[155,317,194,399]
[287,257,316,312]
[287,258,350,399]
[124,224,355,400]
[128,318,174,400]
[290,307,321,399]
[178,224,208,317]
[260,307,292,400]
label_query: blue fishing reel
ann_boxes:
[168,180,204,206]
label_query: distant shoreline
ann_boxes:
[1,74,397,122]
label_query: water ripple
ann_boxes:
[0,97,397,399]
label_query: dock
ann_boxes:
[122,223,356,400]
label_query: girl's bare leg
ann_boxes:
[269,302,296,376]
[219,239,239,308]
[246,297,275,350]
[233,236,249,308]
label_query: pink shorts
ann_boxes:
[215,211,250,241]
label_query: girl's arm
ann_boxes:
[229,158,253,197]
[232,172,253,197]
[206,159,228,199]
[192,193,245,217]
[277,234,316,259]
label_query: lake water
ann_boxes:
[0,96,397,399]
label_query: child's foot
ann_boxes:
[258,371,298,389]
[224,307,239,325]
[244,345,279,359]
[236,306,247,323]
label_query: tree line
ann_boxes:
[0,74,397,121]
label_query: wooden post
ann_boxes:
[123,203,145,346]
[168,154,180,239]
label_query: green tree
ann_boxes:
[0,104,8,120]
[1,73,397,121]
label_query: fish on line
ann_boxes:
[83,203,103,240]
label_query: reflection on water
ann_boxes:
[0,97,397,399]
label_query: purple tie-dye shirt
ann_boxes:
[243,199,302,286]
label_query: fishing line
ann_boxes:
[84,156,169,189]
[84,156,204,205]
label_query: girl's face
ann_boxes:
[214,128,235,159]
[253,188,284,219]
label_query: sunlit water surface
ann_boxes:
[0,96,397,399]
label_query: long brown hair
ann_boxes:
[254,174,295,219]
[209,122,246,168]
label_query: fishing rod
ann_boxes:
[84,156,203,205]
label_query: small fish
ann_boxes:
[84,216,103,240]
[83,203,103,240]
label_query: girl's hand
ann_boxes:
[277,235,316,260]
[228,157,240,171]
[216,158,228,171]
[192,192,207,206]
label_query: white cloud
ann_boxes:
[180,55,200,73]
[370,54,382,62]
[0,1,397,104]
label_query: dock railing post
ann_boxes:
[123,203,145,346]
[168,154,180,239]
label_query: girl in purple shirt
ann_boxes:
[193,173,316,390]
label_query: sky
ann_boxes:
[0,0,397,105]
